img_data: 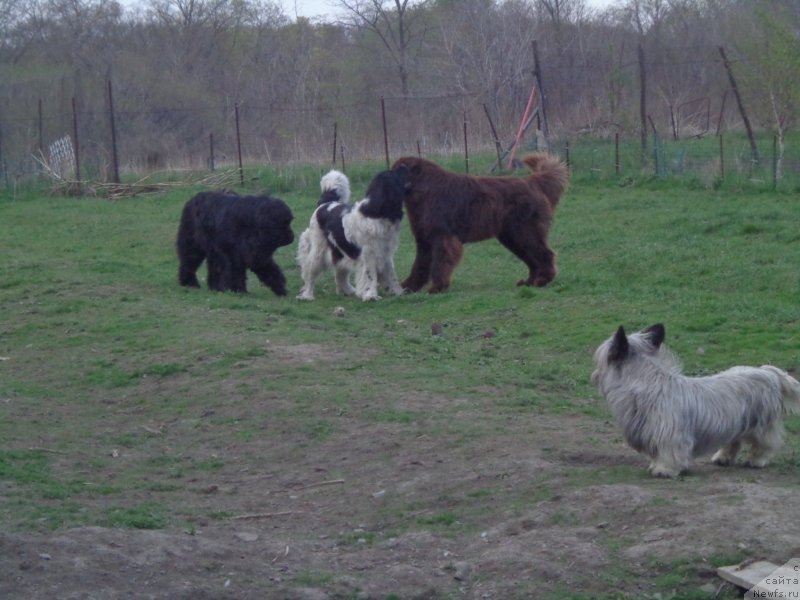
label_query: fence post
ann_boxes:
[772,134,777,191]
[107,80,120,184]
[234,103,244,187]
[71,97,81,187]
[483,104,503,170]
[209,133,215,171]
[332,122,338,166]
[638,44,648,168]
[38,99,44,154]
[463,110,469,174]
[381,96,390,168]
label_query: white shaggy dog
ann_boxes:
[296,166,409,301]
[592,323,800,478]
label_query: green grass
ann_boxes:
[1,155,798,596]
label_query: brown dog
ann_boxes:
[390,154,568,293]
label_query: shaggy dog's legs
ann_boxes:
[354,256,381,301]
[402,240,433,292]
[711,441,742,466]
[178,251,204,288]
[206,247,246,293]
[379,257,404,296]
[296,229,326,300]
[224,254,248,293]
[252,259,288,296]
[745,427,783,468]
[648,437,693,478]
[648,453,690,478]
[428,237,464,294]
[206,249,228,291]
[334,263,356,296]
[498,222,557,287]
[176,231,205,288]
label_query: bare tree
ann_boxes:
[336,0,429,96]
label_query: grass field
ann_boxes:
[1,156,799,599]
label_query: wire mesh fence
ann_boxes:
[1,94,798,194]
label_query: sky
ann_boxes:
[281,0,617,21]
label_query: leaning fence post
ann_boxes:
[483,104,503,170]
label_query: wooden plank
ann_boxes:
[717,561,779,589]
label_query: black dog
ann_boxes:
[176,190,294,295]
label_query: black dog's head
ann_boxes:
[267,198,295,248]
[358,166,411,223]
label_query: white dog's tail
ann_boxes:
[319,170,351,205]
[763,366,800,416]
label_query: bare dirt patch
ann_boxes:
[2,345,799,599]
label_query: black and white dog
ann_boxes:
[296,167,409,301]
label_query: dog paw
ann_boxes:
[295,293,314,301]
[744,459,768,469]
[648,464,679,478]
[361,294,382,302]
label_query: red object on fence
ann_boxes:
[507,85,538,170]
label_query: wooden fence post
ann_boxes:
[209,133,215,171]
[381,96,390,168]
[235,103,244,187]
[463,110,469,173]
[71,97,81,186]
[638,44,647,168]
[332,122,338,166]
[107,80,120,184]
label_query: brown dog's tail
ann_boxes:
[521,153,568,209]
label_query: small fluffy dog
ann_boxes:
[176,190,294,295]
[296,166,409,301]
[390,153,567,293]
[592,323,800,478]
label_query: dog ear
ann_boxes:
[643,323,665,349]
[608,325,629,363]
